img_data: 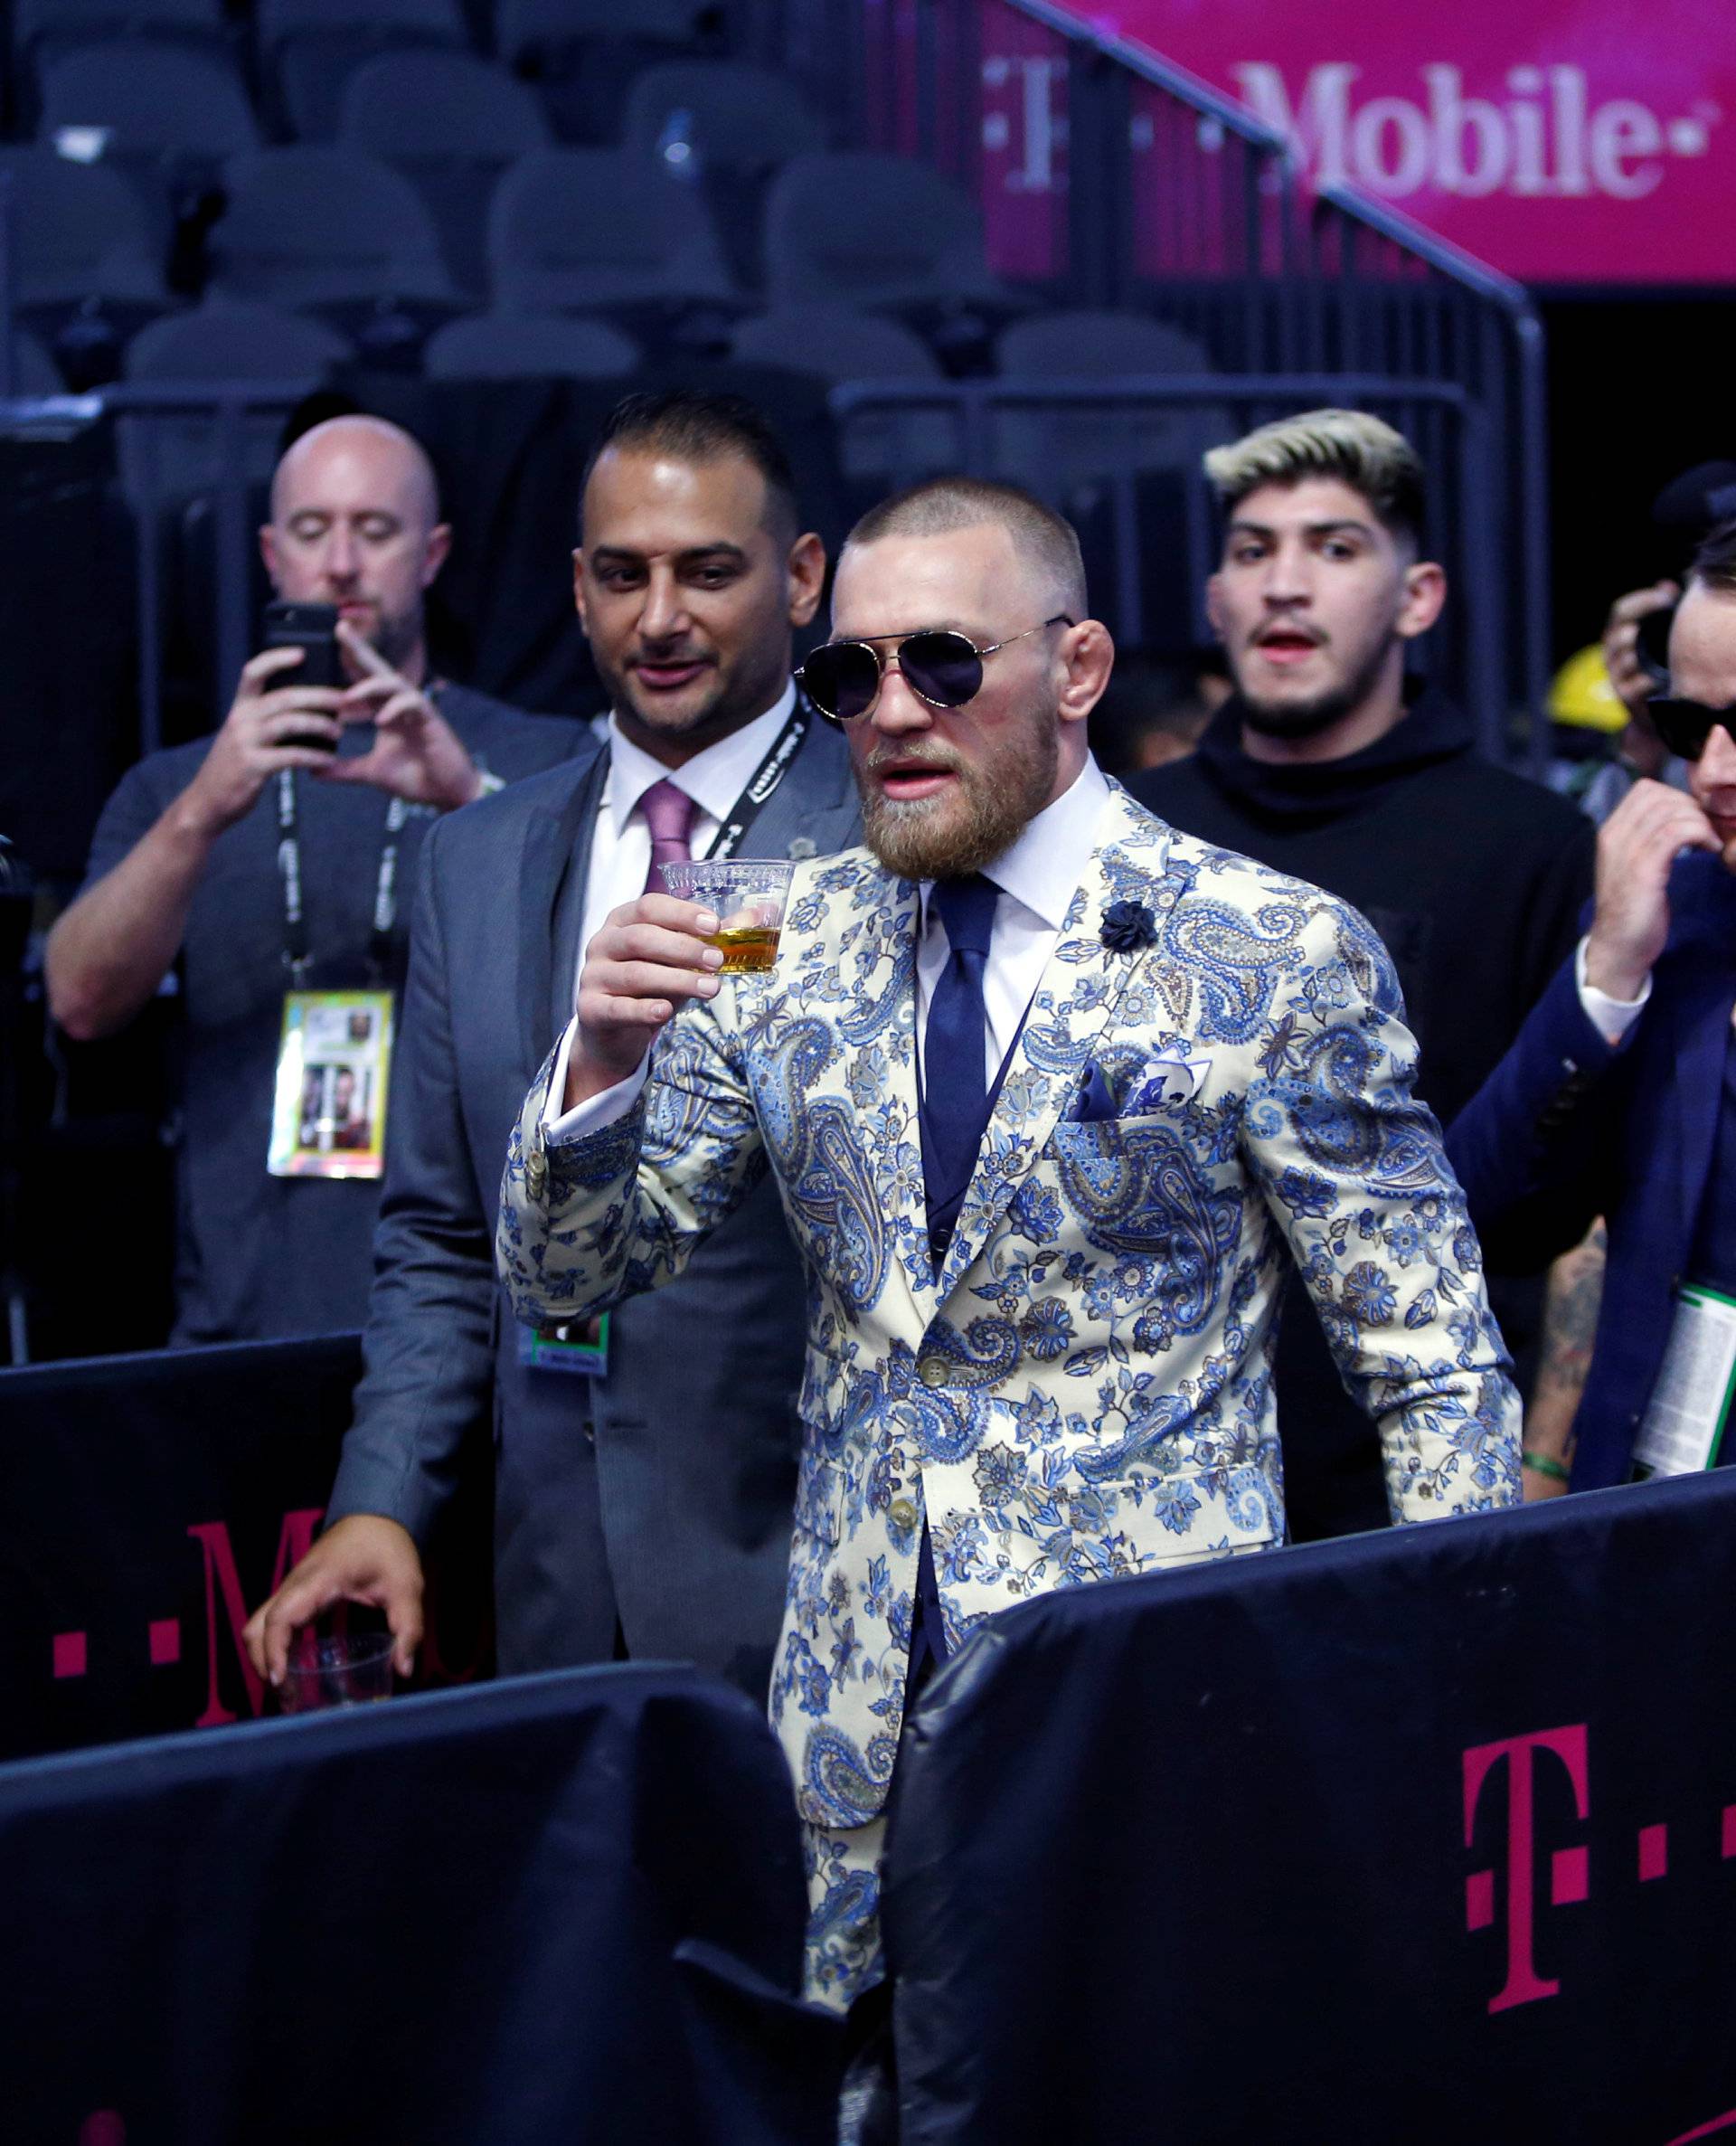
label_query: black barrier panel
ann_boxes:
[0,1336,491,1762]
[0,1665,841,2144]
[887,1474,1736,2145]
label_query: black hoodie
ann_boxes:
[1129,689,1595,1536]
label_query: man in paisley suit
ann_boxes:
[496,477,1522,2007]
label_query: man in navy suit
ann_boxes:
[246,391,861,1687]
[1449,519,1736,1490]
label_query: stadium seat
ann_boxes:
[993,309,1227,651]
[37,44,260,242]
[118,300,354,519]
[207,147,460,317]
[622,60,823,174]
[620,60,824,285]
[729,302,954,491]
[422,309,638,378]
[13,0,227,73]
[496,0,724,143]
[124,297,354,380]
[487,148,734,314]
[0,146,168,315]
[991,307,1224,479]
[996,309,1212,377]
[761,151,1004,312]
[257,0,469,140]
[338,51,551,295]
[3,331,66,394]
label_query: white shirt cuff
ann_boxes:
[542,1016,650,1142]
[1575,934,1651,1047]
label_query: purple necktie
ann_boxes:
[640,777,697,894]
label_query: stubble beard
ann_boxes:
[1235,631,1394,742]
[858,712,1059,881]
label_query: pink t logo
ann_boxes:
[1463,1723,1590,2012]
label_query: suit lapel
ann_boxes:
[1670,953,1735,1250]
[518,747,609,1079]
[730,694,861,863]
[934,790,1172,1301]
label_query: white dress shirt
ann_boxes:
[913,757,1112,1084]
[548,753,1114,1139]
[571,682,797,997]
[1575,934,1652,1048]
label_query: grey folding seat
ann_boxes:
[207,147,460,315]
[993,309,1228,650]
[497,0,722,142]
[38,43,260,241]
[992,308,1224,483]
[125,297,355,380]
[761,152,1004,312]
[14,0,227,75]
[3,331,65,394]
[487,148,733,314]
[257,0,468,139]
[621,59,824,286]
[0,146,169,316]
[39,43,259,161]
[729,303,952,488]
[338,52,552,295]
[423,309,638,379]
[622,60,823,174]
[119,299,356,506]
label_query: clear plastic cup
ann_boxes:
[278,1628,395,1713]
[660,858,794,974]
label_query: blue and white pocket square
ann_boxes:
[1124,1051,1209,1111]
[1062,1061,1120,1125]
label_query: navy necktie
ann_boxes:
[922,873,1000,1220]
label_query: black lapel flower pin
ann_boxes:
[1099,898,1158,954]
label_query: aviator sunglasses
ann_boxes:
[797,616,1075,724]
[1646,695,1736,763]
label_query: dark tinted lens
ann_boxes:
[899,631,984,709]
[801,641,882,721]
[1648,697,1718,761]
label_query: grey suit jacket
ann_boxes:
[327,704,863,1687]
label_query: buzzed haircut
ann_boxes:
[844,476,1087,619]
[1204,408,1427,553]
[1688,517,1736,597]
[580,388,800,542]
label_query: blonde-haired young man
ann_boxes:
[1131,408,1593,1536]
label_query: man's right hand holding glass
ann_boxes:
[561,893,725,1111]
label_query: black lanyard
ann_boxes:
[703,695,811,861]
[276,770,409,983]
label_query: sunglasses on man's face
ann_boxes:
[1646,696,1736,763]
[797,616,1074,724]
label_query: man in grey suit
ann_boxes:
[246,391,861,1689]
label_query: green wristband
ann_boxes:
[1521,1450,1571,1484]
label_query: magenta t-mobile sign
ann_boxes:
[1000,0,1730,281]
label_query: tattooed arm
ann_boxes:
[1521,1219,1607,1498]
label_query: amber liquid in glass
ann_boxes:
[709,924,780,973]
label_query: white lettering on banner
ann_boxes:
[981,53,1067,193]
[1232,61,1719,203]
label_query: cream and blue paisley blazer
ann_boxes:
[497,784,1521,1836]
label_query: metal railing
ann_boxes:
[756,0,1551,759]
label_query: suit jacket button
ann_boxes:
[918,1357,948,1388]
[890,1498,918,1531]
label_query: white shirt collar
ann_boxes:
[920,756,1112,933]
[605,679,797,835]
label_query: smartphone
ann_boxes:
[1636,599,1678,687]
[261,600,343,751]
